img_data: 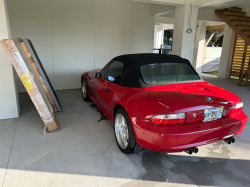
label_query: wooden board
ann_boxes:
[21,42,58,112]
[24,39,62,112]
[206,25,225,31]
[204,31,216,47]
[1,38,60,132]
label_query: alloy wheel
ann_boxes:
[115,113,129,149]
[82,80,87,99]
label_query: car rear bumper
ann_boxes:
[130,111,248,153]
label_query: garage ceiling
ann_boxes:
[134,0,250,8]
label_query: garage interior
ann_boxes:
[0,0,250,186]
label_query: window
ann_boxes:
[105,61,124,85]
[100,63,110,78]
[140,62,200,85]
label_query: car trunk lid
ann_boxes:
[149,82,235,124]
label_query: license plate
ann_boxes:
[203,107,224,122]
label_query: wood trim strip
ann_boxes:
[21,42,58,112]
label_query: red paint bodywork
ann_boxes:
[82,69,248,153]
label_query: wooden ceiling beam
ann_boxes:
[206,25,225,31]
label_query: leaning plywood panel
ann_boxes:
[1,38,60,132]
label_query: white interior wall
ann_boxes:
[150,3,174,16]
[7,0,154,91]
[197,8,222,22]
[0,0,20,119]
[155,17,174,24]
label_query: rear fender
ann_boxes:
[126,92,173,120]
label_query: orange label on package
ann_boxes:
[22,74,33,90]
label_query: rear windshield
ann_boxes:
[140,62,201,85]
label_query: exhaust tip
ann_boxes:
[232,138,235,143]
[194,147,199,153]
[188,149,193,155]
[185,147,199,155]
[224,137,235,144]
[185,149,193,155]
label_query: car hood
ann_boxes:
[149,82,241,113]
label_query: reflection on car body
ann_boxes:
[81,53,248,154]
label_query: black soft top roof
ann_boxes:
[116,53,182,62]
[110,53,197,88]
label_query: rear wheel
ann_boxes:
[114,108,144,154]
[81,78,90,101]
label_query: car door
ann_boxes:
[97,61,124,117]
[88,63,110,108]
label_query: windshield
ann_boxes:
[140,62,201,85]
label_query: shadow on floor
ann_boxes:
[2,80,249,186]
[90,103,109,122]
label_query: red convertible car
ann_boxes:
[81,54,248,154]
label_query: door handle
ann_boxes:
[106,88,110,93]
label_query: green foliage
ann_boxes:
[204,71,219,76]
[164,30,173,45]
[206,31,224,47]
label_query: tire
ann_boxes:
[81,77,90,101]
[114,108,144,154]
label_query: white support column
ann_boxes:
[172,4,198,64]
[193,21,201,69]
[218,24,234,79]
[193,22,206,73]
[0,0,20,119]
[154,24,164,49]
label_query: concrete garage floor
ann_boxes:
[0,74,250,187]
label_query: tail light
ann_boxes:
[223,107,232,117]
[150,113,186,125]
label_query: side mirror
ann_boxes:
[108,76,115,82]
[95,72,102,79]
